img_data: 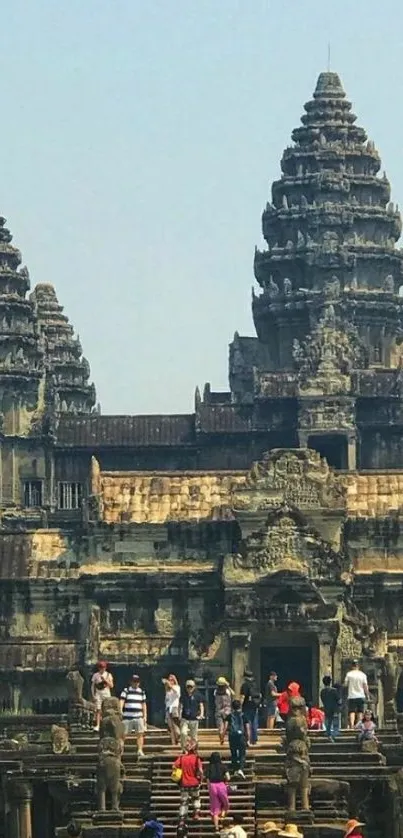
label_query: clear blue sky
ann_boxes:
[1,0,402,414]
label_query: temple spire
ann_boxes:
[30,283,96,415]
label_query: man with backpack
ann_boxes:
[225,699,247,779]
[240,669,261,745]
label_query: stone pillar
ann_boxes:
[230,631,250,697]
[347,434,356,470]
[9,782,33,838]
[318,634,333,693]
[11,684,21,713]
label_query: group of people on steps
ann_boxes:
[90,662,372,838]
[91,659,377,755]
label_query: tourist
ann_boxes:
[214,677,233,745]
[206,751,230,832]
[344,660,369,729]
[355,709,377,744]
[277,682,301,721]
[176,823,188,838]
[224,813,248,838]
[343,819,365,838]
[320,675,341,740]
[138,812,164,838]
[179,680,204,750]
[119,673,147,757]
[163,674,181,746]
[240,669,260,745]
[265,671,280,730]
[260,822,279,838]
[307,703,325,730]
[91,661,114,732]
[225,698,247,779]
[173,740,203,822]
[278,825,304,838]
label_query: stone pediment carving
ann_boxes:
[292,310,367,396]
[232,448,345,513]
[224,505,351,586]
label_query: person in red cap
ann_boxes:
[91,661,114,732]
[277,682,301,721]
[343,819,365,838]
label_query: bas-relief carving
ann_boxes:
[224,507,351,585]
[189,633,222,661]
[154,599,174,635]
[299,401,354,430]
[337,621,362,660]
[87,606,100,662]
[225,589,336,624]
[292,311,367,396]
[335,603,388,661]
[232,449,345,513]
[99,636,172,661]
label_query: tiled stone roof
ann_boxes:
[56,414,196,447]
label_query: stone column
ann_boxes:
[230,631,250,697]
[347,434,356,470]
[10,782,33,838]
[11,684,21,714]
[9,782,33,838]
[318,632,333,698]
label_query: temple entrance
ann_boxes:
[260,644,314,701]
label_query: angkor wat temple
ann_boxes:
[2,71,403,838]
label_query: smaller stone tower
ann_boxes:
[30,283,96,415]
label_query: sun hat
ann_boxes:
[131,673,140,680]
[186,679,196,687]
[262,822,279,834]
[278,825,303,838]
[344,820,365,838]
[216,676,229,686]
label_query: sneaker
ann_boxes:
[236,769,245,779]
[92,726,100,732]
[138,749,145,757]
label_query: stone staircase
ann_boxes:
[65,724,402,837]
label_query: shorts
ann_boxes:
[266,703,276,718]
[94,690,111,711]
[124,717,145,734]
[348,698,364,714]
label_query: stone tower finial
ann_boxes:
[313,71,345,98]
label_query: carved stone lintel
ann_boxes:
[225,506,351,583]
[232,448,345,513]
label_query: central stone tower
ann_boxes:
[230,71,403,470]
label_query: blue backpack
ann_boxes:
[229,710,244,738]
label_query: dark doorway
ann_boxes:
[260,645,313,701]
[307,434,347,470]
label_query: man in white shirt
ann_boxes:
[344,660,369,729]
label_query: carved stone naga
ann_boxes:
[284,696,311,812]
